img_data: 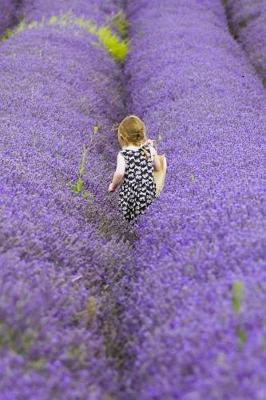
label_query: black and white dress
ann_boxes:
[118,144,157,222]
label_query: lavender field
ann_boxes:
[0,0,265,399]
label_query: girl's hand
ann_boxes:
[145,138,155,147]
[108,182,115,192]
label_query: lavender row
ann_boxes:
[19,0,120,26]
[113,0,266,398]
[0,2,130,398]
[223,0,266,85]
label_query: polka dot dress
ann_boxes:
[118,144,157,222]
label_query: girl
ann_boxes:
[108,115,161,222]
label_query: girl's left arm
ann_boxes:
[108,152,126,192]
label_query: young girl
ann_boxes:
[108,115,161,222]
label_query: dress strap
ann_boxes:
[120,144,150,155]
[140,143,150,148]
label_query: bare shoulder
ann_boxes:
[117,151,126,164]
[118,150,125,158]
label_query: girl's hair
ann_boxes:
[117,115,150,159]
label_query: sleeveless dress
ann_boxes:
[118,143,157,222]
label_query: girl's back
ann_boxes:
[108,115,161,222]
[119,143,157,221]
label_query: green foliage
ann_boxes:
[86,296,98,321]
[0,17,28,41]
[0,322,47,371]
[82,190,93,203]
[0,17,48,41]
[97,25,128,63]
[71,176,85,194]
[0,27,14,41]
[70,144,88,195]
[0,322,37,354]
[68,15,98,35]
[72,296,98,328]
[69,125,100,200]
[236,325,247,345]
[231,281,248,348]
[231,280,244,314]
[66,344,87,366]
[28,358,46,370]
[110,10,128,40]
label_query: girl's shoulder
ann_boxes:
[121,143,149,151]
[118,150,126,160]
[120,146,140,155]
[120,143,154,157]
[119,148,128,156]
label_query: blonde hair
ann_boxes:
[117,115,150,159]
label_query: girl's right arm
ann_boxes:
[108,152,126,192]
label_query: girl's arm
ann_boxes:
[108,152,126,192]
[149,145,161,171]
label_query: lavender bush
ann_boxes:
[109,0,266,398]
[19,0,120,26]
[0,1,132,397]
[223,0,266,85]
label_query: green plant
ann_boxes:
[27,358,46,370]
[69,125,100,199]
[0,27,13,41]
[110,10,128,40]
[231,281,247,347]
[0,322,37,355]
[232,281,244,314]
[97,25,128,63]
[235,325,247,345]
[70,144,89,195]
